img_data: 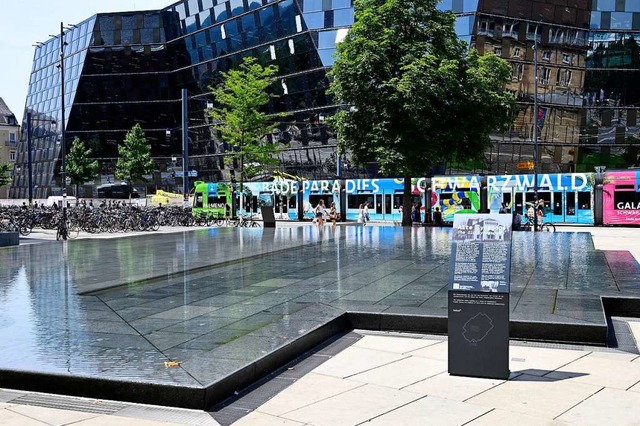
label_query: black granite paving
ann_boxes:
[0,225,639,409]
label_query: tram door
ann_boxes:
[564,191,577,223]
[382,193,392,221]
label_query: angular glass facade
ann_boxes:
[11,0,640,198]
[11,0,352,198]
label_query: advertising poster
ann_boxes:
[448,214,511,379]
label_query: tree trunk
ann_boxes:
[402,175,412,226]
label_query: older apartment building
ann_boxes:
[0,98,19,198]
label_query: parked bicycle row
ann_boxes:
[0,204,261,237]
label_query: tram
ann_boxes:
[602,170,640,225]
[487,173,595,225]
[191,170,640,226]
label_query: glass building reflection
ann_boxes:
[10,0,640,198]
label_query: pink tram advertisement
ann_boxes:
[603,171,640,225]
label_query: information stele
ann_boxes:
[448,213,512,380]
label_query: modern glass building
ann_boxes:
[11,0,352,198]
[10,0,640,198]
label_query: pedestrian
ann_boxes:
[499,203,507,214]
[314,199,326,226]
[363,201,370,224]
[329,202,339,225]
[357,203,365,224]
[433,207,443,225]
[512,209,523,231]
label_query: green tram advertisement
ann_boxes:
[192,181,232,219]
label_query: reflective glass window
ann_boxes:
[230,0,245,16]
[209,25,223,42]
[279,0,295,21]
[455,15,474,36]
[242,13,256,31]
[334,8,353,26]
[304,0,323,12]
[318,48,336,65]
[260,5,275,26]
[629,2,640,12]
[122,15,138,30]
[591,11,602,28]
[185,15,198,32]
[333,0,351,8]
[214,3,229,21]
[596,0,615,11]
[121,30,134,44]
[318,30,337,48]
[199,10,212,27]
[176,3,187,20]
[144,14,160,28]
[463,0,478,13]
[611,12,633,28]
[195,30,208,47]
[248,0,261,10]
[202,0,213,9]
[141,28,154,42]
[303,12,325,29]
[188,0,200,15]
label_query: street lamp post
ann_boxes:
[532,28,540,232]
[26,111,33,205]
[57,22,73,240]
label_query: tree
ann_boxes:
[0,163,11,188]
[66,137,99,197]
[115,123,154,200]
[209,56,281,212]
[328,0,516,225]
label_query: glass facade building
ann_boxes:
[10,0,640,198]
[11,0,353,198]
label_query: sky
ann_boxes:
[0,0,171,123]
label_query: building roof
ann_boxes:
[0,97,18,126]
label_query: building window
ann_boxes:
[10,151,16,161]
[526,23,540,41]
[493,46,502,56]
[512,47,521,58]
[478,20,495,36]
[542,51,551,61]
[510,63,524,81]
[557,69,572,86]
[539,67,551,85]
[9,133,16,144]
[562,53,571,64]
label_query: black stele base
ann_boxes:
[448,291,510,380]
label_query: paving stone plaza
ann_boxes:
[1,224,639,425]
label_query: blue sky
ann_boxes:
[0,0,170,123]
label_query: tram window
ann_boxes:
[578,192,590,209]
[208,196,226,207]
[195,194,204,208]
[288,196,296,209]
[502,193,512,206]
[384,194,392,214]
[348,194,372,208]
[393,194,403,210]
[515,193,523,211]
[566,194,575,216]
[614,191,640,209]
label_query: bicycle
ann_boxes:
[522,216,555,232]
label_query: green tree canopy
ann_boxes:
[0,163,11,188]
[329,0,516,224]
[66,137,99,195]
[115,123,154,196]
[209,57,281,200]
